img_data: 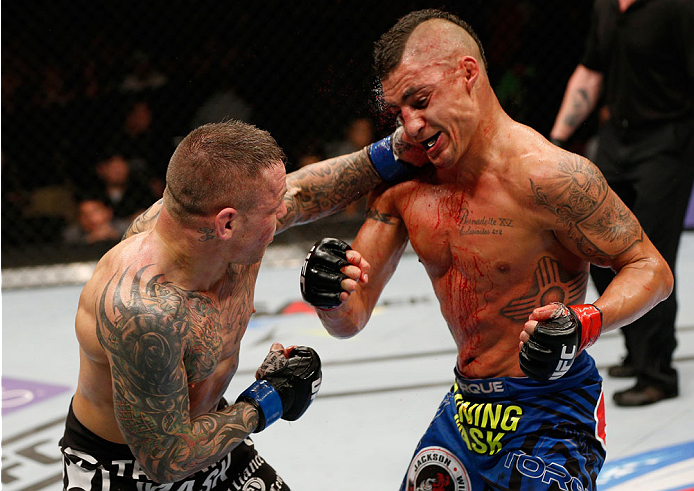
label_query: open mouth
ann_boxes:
[423,132,441,150]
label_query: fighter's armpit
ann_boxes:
[530,154,642,263]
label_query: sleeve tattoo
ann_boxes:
[96,266,257,482]
[278,149,380,231]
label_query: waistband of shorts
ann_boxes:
[453,351,599,400]
[61,400,135,461]
[61,397,233,462]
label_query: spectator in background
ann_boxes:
[95,154,156,223]
[550,0,694,406]
[191,79,253,128]
[121,50,168,93]
[63,197,129,245]
[325,117,375,157]
[107,99,170,196]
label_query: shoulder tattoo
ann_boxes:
[122,200,163,240]
[530,154,642,261]
[95,265,257,478]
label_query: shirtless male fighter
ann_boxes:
[299,10,673,490]
[59,119,424,490]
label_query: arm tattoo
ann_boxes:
[366,207,397,224]
[563,88,591,128]
[278,149,380,232]
[501,256,588,321]
[96,266,256,481]
[122,200,163,240]
[530,155,642,261]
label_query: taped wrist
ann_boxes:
[367,136,414,182]
[237,380,283,432]
[570,304,603,351]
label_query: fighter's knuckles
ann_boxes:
[342,264,361,279]
[340,276,358,292]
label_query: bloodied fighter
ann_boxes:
[299,9,673,490]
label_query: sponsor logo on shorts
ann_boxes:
[455,379,508,396]
[453,383,523,456]
[504,450,584,491]
[242,477,265,490]
[405,446,470,491]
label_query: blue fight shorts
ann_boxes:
[400,351,606,491]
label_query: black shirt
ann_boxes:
[581,0,694,129]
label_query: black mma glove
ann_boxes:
[300,237,351,310]
[519,303,602,381]
[237,346,322,432]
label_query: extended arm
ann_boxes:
[278,127,429,233]
[278,148,381,233]
[549,65,604,144]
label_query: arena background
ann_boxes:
[3,3,694,490]
[1,0,604,286]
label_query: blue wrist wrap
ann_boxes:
[368,136,412,182]
[239,380,283,431]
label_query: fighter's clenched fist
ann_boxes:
[237,343,322,432]
[519,303,602,381]
[300,237,370,310]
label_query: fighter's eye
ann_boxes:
[412,97,429,109]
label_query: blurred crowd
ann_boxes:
[1,1,596,264]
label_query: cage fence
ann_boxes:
[1,0,595,289]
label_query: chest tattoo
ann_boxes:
[501,256,587,321]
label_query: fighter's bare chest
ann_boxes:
[171,269,258,383]
[401,187,528,272]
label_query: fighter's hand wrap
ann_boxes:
[368,134,416,182]
[519,303,603,381]
[237,346,322,432]
[300,237,351,310]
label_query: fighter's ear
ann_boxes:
[459,56,479,92]
[215,207,237,240]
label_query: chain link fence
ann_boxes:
[1,0,595,288]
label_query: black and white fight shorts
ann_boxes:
[59,402,289,491]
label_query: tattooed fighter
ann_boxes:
[59,119,424,490]
[299,10,673,490]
